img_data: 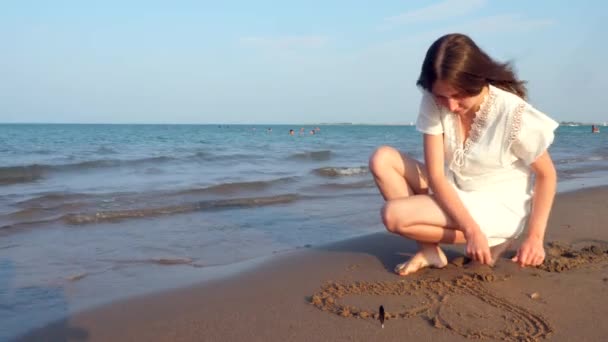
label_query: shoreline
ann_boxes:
[14,185,608,341]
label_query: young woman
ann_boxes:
[369,33,559,275]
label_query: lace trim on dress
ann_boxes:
[508,103,526,144]
[450,86,497,168]
[463,87,497,153]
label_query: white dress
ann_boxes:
[416,85,559,246]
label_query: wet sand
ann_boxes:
[16,186,608,341]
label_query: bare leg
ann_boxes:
[369,146,464,275]
[369,146,429,199]
[381,195,467,275]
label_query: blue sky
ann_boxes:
[1,0,606,124]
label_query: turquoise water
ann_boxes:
[0,123,607,339]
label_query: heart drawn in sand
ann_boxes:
[310,242,608,341]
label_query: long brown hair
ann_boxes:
[417,33,527,99]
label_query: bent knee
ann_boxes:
[369,145,399,176]
[381,201,405,233]
[382,200,423,234]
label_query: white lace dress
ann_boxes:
[416,85,559,246]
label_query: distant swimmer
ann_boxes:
[289,129,295,135]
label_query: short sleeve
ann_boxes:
[415,91,443,135]
[511,104,559,165]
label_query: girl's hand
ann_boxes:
[512,236,545,267]
[465,229,492,264]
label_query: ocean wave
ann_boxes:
[61,194,300,225]
[54,156,176,170]
[0,165,45,185]
[109,257,195,266]
[178,177,296,196]
[67,273,88,281]
[0,218,57,233]
[95,146,118,154]
[151,257,194,265]
[313,166,369,177]
[0,157,176,185]
[193,151,210,159]
[32,149,53,155]
[15,177,296,213]
[318,180,376,190]
[288,150,332,161]
[555,155,607,165]
[191,151,260,161]
[16,192,92,207]
[0,244,19,250]
[144,167,164,174]
[300,180,375,193]
[0,193,300,231]
[557,164,608,179]
[0,150,268,185]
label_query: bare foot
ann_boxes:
[394,245,448,276]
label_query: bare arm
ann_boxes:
[424,134,492,263]
[512,150,557,266]
[526,150,557,240]
[424,134,477,231]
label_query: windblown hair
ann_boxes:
[417,33,527,99]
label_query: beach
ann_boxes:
[4,1,608,340]
[15,186,608,341]
[1,123,607,340]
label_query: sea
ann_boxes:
[1,123,607,340]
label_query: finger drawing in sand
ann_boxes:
[369,33,559,275]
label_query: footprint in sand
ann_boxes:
[310,242,608,341]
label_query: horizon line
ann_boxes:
[0,122,418,126]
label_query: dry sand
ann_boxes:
[16,186,608,341]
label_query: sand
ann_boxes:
[15,186,608,341]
